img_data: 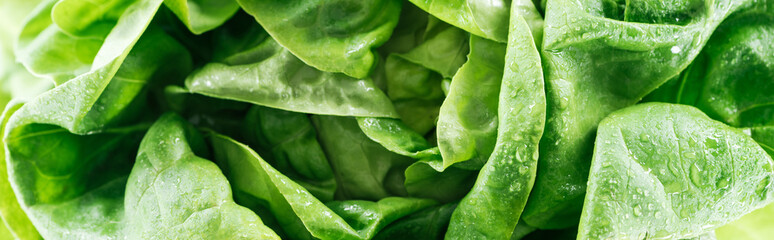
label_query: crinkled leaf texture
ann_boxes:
[3,0,272,238]
[579,103,774,239]
[524,0,760,228]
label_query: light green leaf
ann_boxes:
[3,1,195,237]
[407,0,511,42]
[357,117,437,159]
[446,3,546,238]
[162,0,239,34]
[0,101,41,240]
[125,114,279,239]
[717,202,774,240]
[15,0,103,84]
[579,103,774,239]
[51,0,133,37]
[436,35,505,170]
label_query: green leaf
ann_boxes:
[236,0,402,79]
[243,106,337,202]
[0,2,51,238]
[373,16,469,136]
[511,221,537,240]
[436,35,505,170]
[0,222,11,239]
[126,114,279,239]
[357,117,437,159]
[716,202,774,240]
[3,1,196,236]
[523,0,756,228]
[407,0,511,42]
[162,0,239,34]
[446,3,546,238]
[208,132,436,240]
[377,2,430,55]
[404,160,477,203]
[162,85,253,139]
[185,29,398,118]
[752,126,774,157]
[382,55,445,134]
[312,116,414,200]
[579,103,774,239]
[15,0,103,84]
[395,17,470,78]
[646,8,774,128]
[51,0,133,37]
[0,101,41,240]
[373,203,457,240]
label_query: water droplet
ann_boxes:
[705,136,719,149]
[670,46,682,54]
[639,133,650,142]
[690,163,703,186]
[510,182,522,192]
[717,177,730,188]
[557,97,569,109]
[633,205,643,216]
[518,165,529,174]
